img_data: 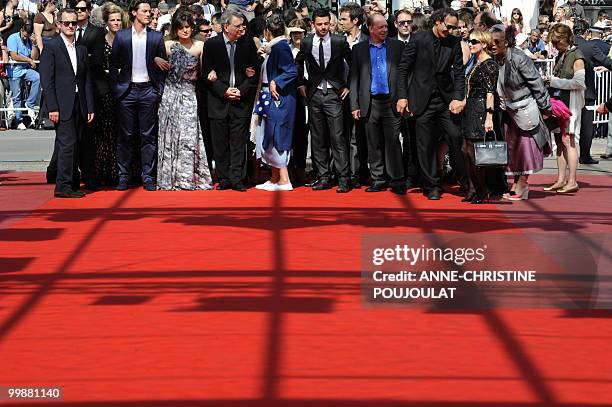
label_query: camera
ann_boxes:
[4,15,12,22]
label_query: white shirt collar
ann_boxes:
[316,32,331,43]
[60,33,76,48]
[132,26,147,37]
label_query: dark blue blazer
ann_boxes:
[39,35,94,121]
[263,40,297,152]
[109,27,167,99]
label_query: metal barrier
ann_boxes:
[0,60,40,115]
[536,58,611,125]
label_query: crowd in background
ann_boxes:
[1,0,611,199]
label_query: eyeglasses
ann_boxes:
[75,6,89,11]
[200,28,212,33]
[397,20,412,26]
[444,24,457,30]
[468,39,481,45]
[60,20,78,26]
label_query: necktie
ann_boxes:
[77,28,83,43]
[319,38,327,94]
[229,41,236,87]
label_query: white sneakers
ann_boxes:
[27,107,38,121]
[17,123,27,130]
[255,181,293,191]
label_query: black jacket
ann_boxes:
[397,30,465,116]
[202,34,260,119]
[349,38,404,117]
[39,35,94,121]
[295,33,351,99]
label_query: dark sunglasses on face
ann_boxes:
[445,25,457,30]
[200,28,212,33]
[397,20,412,26]
[60,20,78,26]
[75,6,89,11]
[468,39,481,45]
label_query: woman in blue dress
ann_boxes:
[253,14,298,191]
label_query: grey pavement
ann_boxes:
[1,128,612,175]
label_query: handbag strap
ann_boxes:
[484,130,499,142]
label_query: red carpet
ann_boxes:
[0,171,611,406]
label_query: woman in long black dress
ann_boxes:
[91,3,124,186]
[461,30,499,204]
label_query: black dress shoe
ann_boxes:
[351,179,361,189]
[405,179,417,190]
[216,180,232,190]
[83,183,100,192]
[116,180,129,191]
[312,179,332,190]
[579,157,599,165]
[232,182,248,192]
[391,184,407,195]
[427,189,441,200]
[143,181,156,191]
[336,179,351,193]
[365,184,387,192]
[54,190,85,198]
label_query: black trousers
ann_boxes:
[116,83,159,183]
[290,95,308,170]
[343,97,368,182]
[308,88,350,180]
[210,107,251,184]
[365,98,404,186]
[54,94,84,193]
[413,95,466,192]
[197,86,214,172]
[47,113,95,184]
[401,115,420,184]
[579,98,595,160]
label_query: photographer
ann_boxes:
[565,0,585,21]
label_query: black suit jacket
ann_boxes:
[575,36,612,100]
[295,33,351,99]
[397,30,465,116]
[109,27,167,100]
[39,35,94,121]
[202,34,260,119]
[78,24,106,94]
[349,38,404,118]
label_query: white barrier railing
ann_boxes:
[535,59,610,125]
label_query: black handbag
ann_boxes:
[474,130,508,167]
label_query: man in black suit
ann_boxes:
[40,9,94,198]
[296,8,352,193]
[350,13,405,195]
[46,0,105,189]
[203,9,259,191]
[397,8,466,200]
[110,0,167,191]
[574,20,612,165]
[340,3,368,188]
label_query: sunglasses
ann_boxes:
[60,20,78,26]
[468,39,481,45]
[445,24,457,30]
[75,6,89,11]
[397,20,412,26]
[200,28,212,33]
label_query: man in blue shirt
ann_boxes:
[349,13,406,194]
[7,23,40,130]
[526,29,547,59]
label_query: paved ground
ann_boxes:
[1,128,611,175]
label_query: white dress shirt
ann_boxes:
[61,33,78,92]
[311,33,332,89]
[397,34,410,43]
[131,27,149,83]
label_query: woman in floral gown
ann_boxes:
[157,10,212,190]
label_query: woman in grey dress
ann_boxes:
[157,10,212,190]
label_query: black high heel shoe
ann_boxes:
[470,192,490,204]
[462,191,476,202]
